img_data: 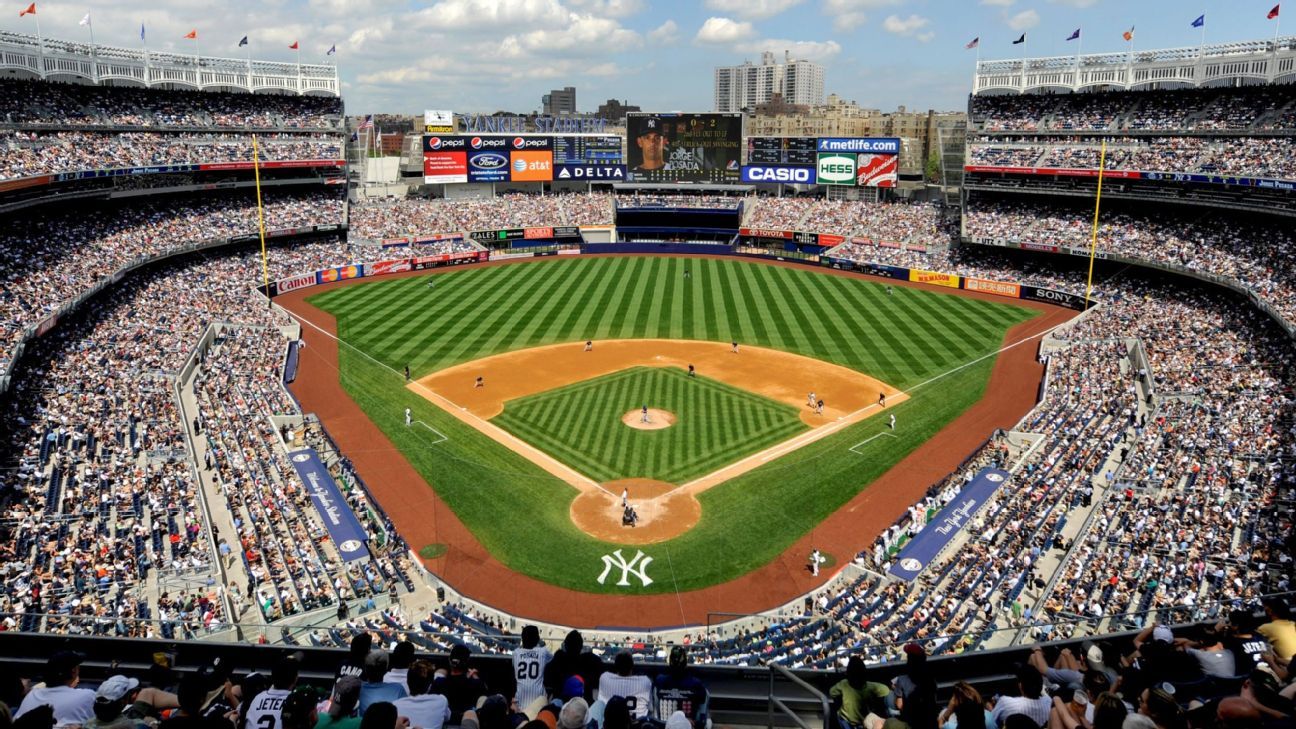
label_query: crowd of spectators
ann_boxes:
[0,189,344,371]
[971,85,1296,132]
[348,195,614,240]
[967,135,1296,180]
[0,130,342,180]
[0,79,343,129]
[963,198,1296,325]
[742,198,947,247]
[614,194,744,210]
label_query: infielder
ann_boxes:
[879,391,887,408]
[404,408,411,426]
[404,365,410,382]
[475,376,484,388]
[816,399,825,416]
[585,340,593,352]
[621,488,629,508]
[641,404,649,423]
[731,341,739,353]
[687,364,696,378]
[807,391,816,408]
[889,413,896,430]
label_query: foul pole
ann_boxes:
[252,135,271,306]
[1083,139,1108,310]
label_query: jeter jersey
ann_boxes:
[512,646,553,708]
[242,688,291,729]
[597,673,654,719]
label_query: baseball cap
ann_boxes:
[669,645,688,669]
[638,118,668,137]
[46,650,85,683]
[560,676,585,701]
[903,643,926,657]
[665,711,693,729]
[449,644,471,668]
[559,698,590,729]
[1086,644,1105,666]
[95,675,141,702]
[1152,626,1174,643]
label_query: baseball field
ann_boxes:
[304,255,1040,594]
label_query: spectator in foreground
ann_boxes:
[244,656,300,729]
[938,683,990,729]
[597,653,652,720]
[281,690,321,729]
[159,675,234,729]
[14,652,96,727]
[315,677,362,729]
[85,676,150,729]
[1259,599,1296,661]
[830,657,891,729]
[895,644,939,729]
[434,645,486,724]
[653,647,708,727]
[383,644,416,688]
[391,661,449,729]
[545,632,604,704]
[357,652,407,715]
[989,666,1051,728]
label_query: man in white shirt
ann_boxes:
[244,654,301,729]
[383,642,416,687]
[989,666,1051,728]
[14,651,96,727]
[597,652,652,720]
[393,660,450,729]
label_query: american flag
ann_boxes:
[357,114,374,131]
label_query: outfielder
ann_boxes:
[404,408,411,426]
[889,413,896,430]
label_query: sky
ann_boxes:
[7,0,1293,115]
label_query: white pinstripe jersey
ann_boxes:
[597,673,654,719]
[511,646,552,708]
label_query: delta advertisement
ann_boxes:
[626,113,742,183]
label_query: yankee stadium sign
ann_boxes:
[463,115,609,133]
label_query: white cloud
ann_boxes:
[516,13,641,54]
[695,16,756,44]
[980,0,1015,6]
[882,14,932,41]
[411,0,570,31]
[1007,9,1040,31]
[565,0,645,17]
[736,38,842,61]
[704,0,805,20]
[821,0,902,31]
[1050,0,1099,6]
[648,20,680,45]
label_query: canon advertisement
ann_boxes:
[626,113,742,183]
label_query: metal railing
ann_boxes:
[768,663,831,729]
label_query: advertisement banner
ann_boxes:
[857,153,898,188]
[1067,246,1109,259]
[365,259,413,277]
[468,148,511,183]
[818,234,846,247]
[890,468,1009,581]
[412,234,465,245]
[793,231,819,246]
[739,227,794,240]
[317,265,363,284]
[1021,286,1087,311]
[525,227,554,240]
[741,165,816,184]
[818,137,901,154]
[510,150,554,182]
[424,109,455,133]
[1020,242,1060,253]
[860,262,910,280]
[411,251,488,270]
[277,272,317,294]
[964,277,1022,298]
[817,153,857,186]
[626,112,742,183]
[554,164,626,181]
[422,135,468,183]
[381,237,410,248]
[287,449,369,563]
[197,160,344,171]
[909,269,961,288]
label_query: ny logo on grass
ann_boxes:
[597,549,653,587]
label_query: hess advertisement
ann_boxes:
[626,113,742,183]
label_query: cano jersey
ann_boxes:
[243,688,291,729]
[512,646,553,709]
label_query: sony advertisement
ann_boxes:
[626,113,742,183]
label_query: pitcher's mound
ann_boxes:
[622,408,676,430]
[571,478,701,544]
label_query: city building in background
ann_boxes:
[597,98,641,122]
[714,51,824,113]
[542,86,577,115]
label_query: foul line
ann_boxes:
[849,431,897,455]
[412,420,449,445]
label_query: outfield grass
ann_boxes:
[310,257,1038,593]
[493,366,808,483]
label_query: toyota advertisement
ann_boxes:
[626,113,742,183]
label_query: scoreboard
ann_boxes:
[747,137,817,166]
[553,135,624,165]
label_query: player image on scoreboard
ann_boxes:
[627,113,741,183]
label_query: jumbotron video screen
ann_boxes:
[626,112,742,183]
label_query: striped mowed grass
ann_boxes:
[493,366,808,483]
[311,256,1034,388]
[308,256,1041,592]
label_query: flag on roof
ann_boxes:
[1269,5,1280,20]
[238,36,248,47]
[289,41,298,50]
[1123,26,1134,42]
[1191,14,1205,28]
[966,37,979,49]
[1066,28,1080,41]
[184,29,197,39]
[1012,33,1025,45]
[19,3,35,17]
[327,44,336,55]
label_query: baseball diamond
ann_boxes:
[301,255,1041,594]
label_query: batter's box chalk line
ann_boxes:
[849,431,897,455]
[413,420,449,445]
